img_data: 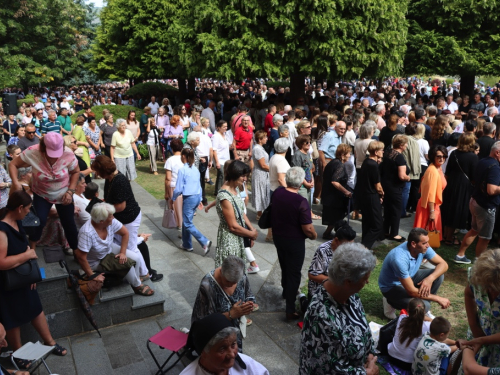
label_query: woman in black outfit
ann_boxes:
[0,191,67,369]
[380,135,411,242]
[430,115,451,147]
[356,141,385,249]
[378,114,403,150]
[441,133,478,245]
[321,144,353,240]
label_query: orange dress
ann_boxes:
[413,164,447,240]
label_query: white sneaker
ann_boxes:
[426,311,435,320]
[420,259,436,270]
[179,243,193,252]
[383,297,397,320]
[247,265,260,274]
[203,240,212,256]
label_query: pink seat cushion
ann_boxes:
[149,327,188,353]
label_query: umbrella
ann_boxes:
[59,260,102,337]
[479,81,485,85]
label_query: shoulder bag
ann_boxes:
[376,317,399,355]
[454,152,474,189]
[2,259,42,291]
[209,272,247,338]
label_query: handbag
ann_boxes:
[2,259,42,291]
[258,204,272,229]
[376,317,399,355]
[21,204,40,236]
[162,202,178,229]
[426,221,441,249]
[221,189,252,248]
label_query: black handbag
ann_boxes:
[376,317,399,355]
[2,259,42,291]
[258,204,272,229]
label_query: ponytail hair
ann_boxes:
[0,189,32,221]
[398,298,426,347]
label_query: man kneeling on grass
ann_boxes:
[378,227,450,320]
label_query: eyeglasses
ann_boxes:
[26,131,36,134]
[304,126,311,129]
[435,155,447,160]
[72,140,78,144]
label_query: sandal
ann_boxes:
[50,342,68,356]
[311,214,322,220]
[444,236,461,246]
[140,274,150,282]
[252,303,259,312]
[133,284,155,296]
[265,236,274,243]
[13,357,32,369]
[246,318,253,326]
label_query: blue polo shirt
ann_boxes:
[318,130,342,159]
[378,242,437,293]
[41,120,61,134]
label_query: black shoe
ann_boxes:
[207,179,215,186]
[150,272,164,282]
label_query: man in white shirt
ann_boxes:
[443,94,458,114]
[375,104,386,130]
[201,101,216,133]
[148,96,160,115]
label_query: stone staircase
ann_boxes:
[20,248,165,342]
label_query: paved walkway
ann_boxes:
[5,178,416,375]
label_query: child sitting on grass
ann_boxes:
[413,317,457,375]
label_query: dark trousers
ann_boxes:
[408,178,421,212]
[274,235,305,314]
[137,241,152,273]
[31,193,78,250]
[214,167,224,196]
[382,269,444,311]
[199,159,208,204]
[383,186,403,237]
[361,193,384,249]
[104,145,111,158]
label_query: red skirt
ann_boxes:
[413,198,443,241]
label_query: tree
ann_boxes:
[405,0,500,96]
[179,0,408,102]
[0,0,93,90]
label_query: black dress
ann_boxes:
[441,151,478,229]
[321,159,349,226]
[0,221,43,330]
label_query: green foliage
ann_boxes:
[405,0,500,77]
[266,81,290,88]
[126,82,178,98]
[0,0,95,88]
[70,105,143,123]
[17,99,34,107]
[137,144,149,159]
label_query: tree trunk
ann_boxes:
[460,75,475,98]
[178,77,188,104]
[188,78,196,96]
[290,72,306,106]
[315,75,325,87]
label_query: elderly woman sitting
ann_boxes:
[74,203,155,296]
[300,243,378,375]
[181,313,269,375]
[192,256,256,351]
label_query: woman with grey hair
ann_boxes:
[183,131,202,168]
[74,203,155,296]
[110,118,141,181]
[271,167,317,320]
[268,114,284,156]
[269,137,291,193]
[299,243,378,375]
[192,256,257,351]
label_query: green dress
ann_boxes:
[214,188,246,268]
[72,125,91,169]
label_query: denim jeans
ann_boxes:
[401,181,411,217]
[182,194,209,249]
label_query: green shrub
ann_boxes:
[70,105,143,123]
[266,80,290,88]
[17,99,34,107]
[126,82,178,98]
[445,78,454,86]
[137,143,149,158]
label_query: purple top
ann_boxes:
[270,188,312,239]
[163,124,183,139]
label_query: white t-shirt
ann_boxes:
[417,138,430,166]
[388,315,432,363]
[269,154,290,191]
[77,218,123,268]
[197,132,212,158]
[73,194,91,230]
[146,128,160,146]
[164,155,184,187]
[212,132,230,165]
[444,101,458,113]
[148,102,160,115]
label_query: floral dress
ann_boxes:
[467,268,500,368]
[215,188,246,268]
[299,286,374,375]
[84,125,102,158]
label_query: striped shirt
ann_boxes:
[41,120,61,134]
[308,240,333,297]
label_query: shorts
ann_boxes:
[236,149,251,164]
[470,197,496,239]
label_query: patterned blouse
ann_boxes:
[0,165,11,209]
[299,286,374,375]
[307,240,333,297]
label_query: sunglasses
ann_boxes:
[26,131,36,134]
[436,155,447,159]
[72,140,78,144]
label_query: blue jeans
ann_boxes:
[401,181,411,217]
[182,194,208,249]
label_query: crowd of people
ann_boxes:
[1,77,500,374]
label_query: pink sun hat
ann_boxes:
[44,132,64,158]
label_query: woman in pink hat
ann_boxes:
[8,132,80,252]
